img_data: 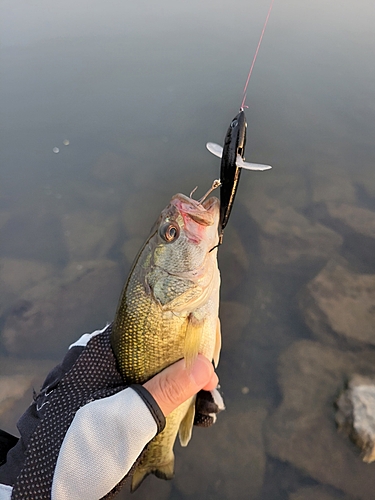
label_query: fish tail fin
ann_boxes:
[178,398,196,447]
[154,456,175,480]
[131,466,149,492]
[131,454,175,491]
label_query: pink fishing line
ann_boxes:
[241,0,275,110]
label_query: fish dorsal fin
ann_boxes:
[179,398,196,447]
[236,154,272,171]
[213,317,222,368]
[184,313,204,370]
[206,142,223,158]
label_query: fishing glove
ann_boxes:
[0,325,224,500]
[194,387,225,427]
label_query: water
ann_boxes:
[1,0,375,498]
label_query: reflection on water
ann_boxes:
[1,0,375,498]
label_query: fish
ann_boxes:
[111,192,221,491]
[206,109,272,241]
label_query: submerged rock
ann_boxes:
[336,375,375,463]
[311,165,356,205]
[122,190,166,239]
[0,258,55,316]
[174,406,267,500]
[326,203,375,240]
[259,207,341,266]
[0,375,33,422]
[307,202,375,271]
[289,485,353,500]
[245,195,342,266]
[219,300,252,347]
[0,358,56,434]
[265,340,375,499]
[62,210,119,261]
[121,237,145,266]
[67,180,123,212]
[1,260,123,357]
[218,225,251,294]
[299,258,375,347]
[0,210,67,264]
[324,203,375,269]
[354,164,375,200]
[240,168,309,212]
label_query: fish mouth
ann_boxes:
[172,194,220,227]
[188,197,220,225]
[202,196,220,212]
[167,193,220,245]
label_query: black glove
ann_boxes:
[194,387,225,427]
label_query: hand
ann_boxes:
[144,354,218,416]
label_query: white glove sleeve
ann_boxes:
[52,387,158,500]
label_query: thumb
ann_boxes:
[143,355,218,417]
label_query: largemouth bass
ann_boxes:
[111,192,221,491]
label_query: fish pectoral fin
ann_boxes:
[179,398,196,447]
[184,313,204,370]
[236,154,272,171]
[213,317,222,368]
[206,142,223,158]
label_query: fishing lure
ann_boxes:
[206,0,275,242]
[206,109,271,241]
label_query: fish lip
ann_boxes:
[202,196,220,211]
[189,197,220,226]
[171,194,220,227]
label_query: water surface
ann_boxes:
[1,1,375,499]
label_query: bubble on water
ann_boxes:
[53,147,60,154]
[63,139,70,146]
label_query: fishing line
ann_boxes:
[240,0,275,110]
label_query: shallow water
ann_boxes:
[1,1,375,498]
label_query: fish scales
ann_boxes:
[111,193,221,490]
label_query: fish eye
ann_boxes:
[230,119,238,128]
[159,222,180,243]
